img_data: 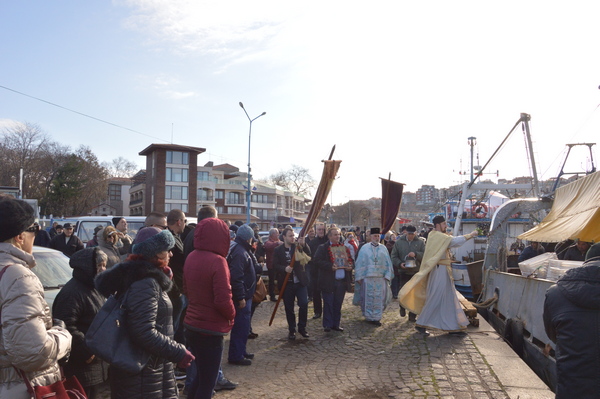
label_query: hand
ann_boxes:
[52,318,66,330]
[238,299,246,308]
[470,230,479,239]
[285,266,293,273]
[177,349,195,369]
[400,263,406,269]
[298,236,305,246]
[408,252,415,258]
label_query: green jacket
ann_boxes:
[390,235,426,275]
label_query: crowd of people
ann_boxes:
[1,194,597,398]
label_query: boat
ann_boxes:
[477,169,600,391]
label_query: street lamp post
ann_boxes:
[239,102,266,224]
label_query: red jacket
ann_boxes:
[263,238,281,270]
[183,218,235,334]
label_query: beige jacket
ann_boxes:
[0,243,71,399]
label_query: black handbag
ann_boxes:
[85,291,150,373]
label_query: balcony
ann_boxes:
[129,198,143,205]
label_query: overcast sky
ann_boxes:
[1,1,599,203]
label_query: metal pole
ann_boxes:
[239,102,266,224]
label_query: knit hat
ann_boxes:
[0,198,35,242]
[132,227,175,259]
[586,242,600,261]
[236,224,254,242]
[112,217,124,227]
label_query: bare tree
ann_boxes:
[268,164,315,196]
[103,156,138,178]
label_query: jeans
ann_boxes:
[283,282,308,333]
[185,330,223,399]
[267,267,276,298]
[228,299,252,361]
[322,279,346,328]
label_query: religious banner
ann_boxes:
[380,177,405,235]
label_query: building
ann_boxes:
[133,143,308,230]
[416,185,439,205]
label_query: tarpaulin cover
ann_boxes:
[519,171,600,243]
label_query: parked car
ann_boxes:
[31,246,73,309]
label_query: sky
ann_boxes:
[1,1,599,203]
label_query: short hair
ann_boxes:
[282,227,294,238]
[432,215,445,226]
[167,209,185,225]
[269,228,279,238]
[145,212,166,227]
[327,227,341,237]
[95,247,108,266]
[197,205,217,221]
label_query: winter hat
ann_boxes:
[112,217,124,227]
[0,198,35,242]
[236,224,254,242]
[132,227,175,259]
[229,225,238,232]
[585,242,600,261]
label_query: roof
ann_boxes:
[139,143,206,156]
[519,171,600,243]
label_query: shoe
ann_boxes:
[368,321,382,327]
[324,327,331,332]
[332,326,344,332]
[393,296,398,299]
[299,330,310,338]
[400,307,406,317]
[448,331,467,336]
[214,378,238,391]
[270,296,277,302]
[228,358,252,366]
[244,353,255,359]
[174,369,186,380]
[415,326,430,336]
[312,313,321,319]
[408,313,417,322]
[288,332,296,340]
[248,332,258,339]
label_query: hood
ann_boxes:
[556,259,600,309]
[70,247,98,287]
[95,258,172,297]
[193,218,230,258]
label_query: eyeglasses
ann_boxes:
[24,225,38,233]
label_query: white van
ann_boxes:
[71,216,146,244]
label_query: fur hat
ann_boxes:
[0,198,35,242]
[132,227,175,259]
[586,242,600,261]
[236,224,254,242]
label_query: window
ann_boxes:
[197,189,212,201]
[165,203,188,213]
[165,186,188,200]
[228,192,241,204]
[108,184,121,200]
[197,171,210,181]
[252,209,268,219]
[166,168,189,182]
[251,194,270,203]
[166,151,189,165]
[228,207,243,214]
[215,190,224,199]
[216,206,224,214]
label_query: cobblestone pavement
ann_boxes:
[97,296,551,398]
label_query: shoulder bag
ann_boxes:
[85,290,151,373]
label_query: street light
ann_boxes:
[239,102,266,224]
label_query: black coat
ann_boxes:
[49,233,84,257]
[543,259,600,399]
[313,242,352,293]
[52,248,108,388]
[308,235,328,287]
[95,257,186,399]
[273,243,311,289]
[228,238,258,302]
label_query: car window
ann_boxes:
[128,222,145,240]
[30,250,72,289]
[78,221,111,243]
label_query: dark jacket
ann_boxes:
[167,228,185,300]
[543,259,600,399]
[273,243,311,289]
[518,244,545,263]
[95,257,187,399]
[34,230,52,247]
[51,248,107,388]
[227,237,258,302]
[183,218,235,335]
[49,233,84,257]
[314,242,352,293]
[308,235,328,287]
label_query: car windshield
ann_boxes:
[30,249,72,289]
[78,220,145,242]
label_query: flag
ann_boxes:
[381,178,405,235]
